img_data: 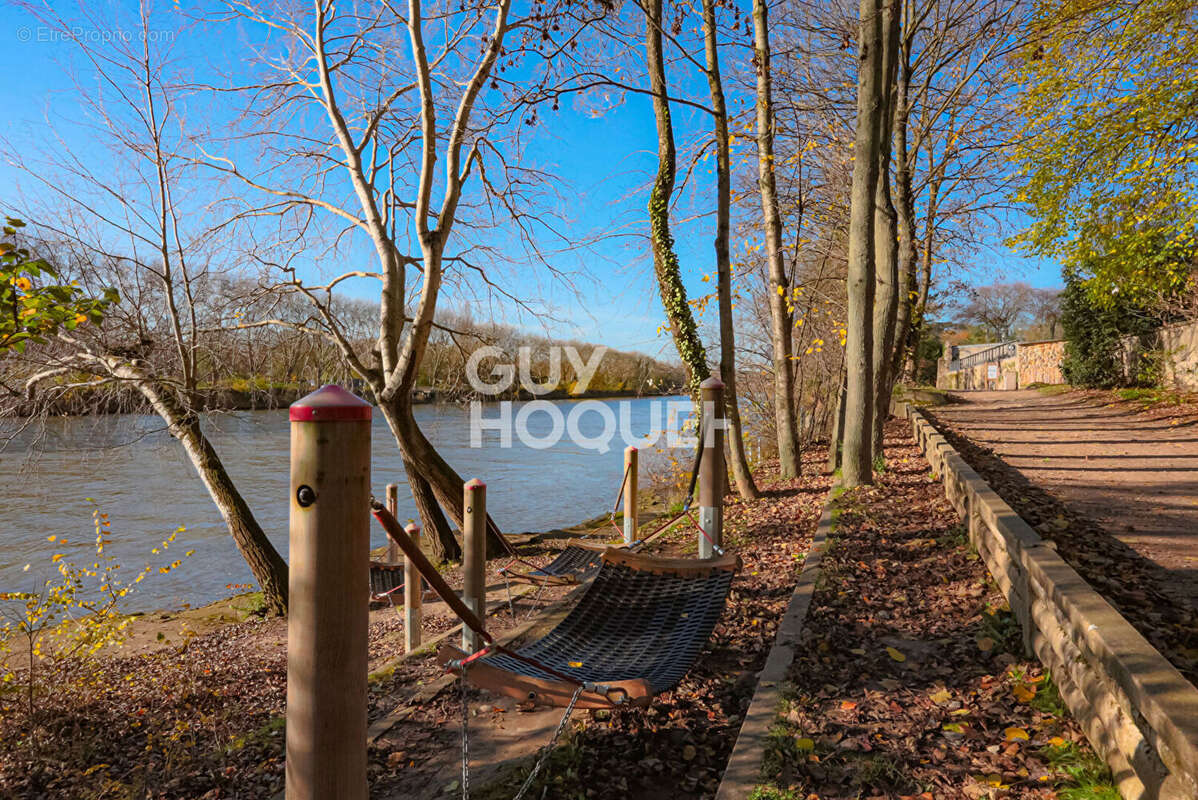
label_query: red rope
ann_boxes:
[682,507,722,554]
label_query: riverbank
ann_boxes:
[0,452,828,799]
[5,383,686,417]
[0,489,681,797]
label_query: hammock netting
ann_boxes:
[503,543,605,585]
[369,562,404,596]
[442,549,738,708]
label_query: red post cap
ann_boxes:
[289,384,373,422]
[464,478,486,490]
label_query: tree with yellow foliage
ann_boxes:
[1011,0,1198,305]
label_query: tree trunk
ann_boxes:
[113,362,289,614]
[377,397,521,561]
[645,0,709,393]
[870,0,902,459]
[903,183,939,382]
[842,0,886,488]
[890,24,917,388]
[752,0,801,480]
[703,0,759,501]
[827,367,847,473]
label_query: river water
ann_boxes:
[1,395,689,611]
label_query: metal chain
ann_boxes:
[460,667,471,800]
[511,684,585,800]
[501,571,516,618]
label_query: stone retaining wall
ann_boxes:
[1017,340,1067,386]
[896,402,1198,800]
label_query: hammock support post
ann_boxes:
[286,385,371,800]
[698,376,725,559]
[462,478,488,652]
[623,446,638,545]
[404,522,423,653]
[385,483,400,563]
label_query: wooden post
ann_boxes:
[403,522,423,653]
[623,446,638,545]
[462,478,487,652]
[385,483,400,563]
[699,376,725,559]
[287,384,371,800]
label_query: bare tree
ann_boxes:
[953,281,1040,341]
[842,0,886,487]
[750,0,802,480]
[4,6,289,612]
[869,0,901,459]
[702,0,758,500]
[211,0,610,559]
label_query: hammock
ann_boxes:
[369,561,405,598]
[499,415,716,589]
[498,542,606,587]
[442,548,739,708]
[371,503,739,709]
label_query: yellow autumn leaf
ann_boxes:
[1013,684,1037,703]
[928,689,952,704]
[1004,727,1030,741]
[568,661,583,668]
[795,737,815,751]
[885,646,906,662]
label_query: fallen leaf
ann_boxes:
[1013,684,1037,703]
[886,646,906,662]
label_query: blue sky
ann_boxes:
[0,2,1063,359]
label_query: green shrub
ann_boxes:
[1059,273,1159,388]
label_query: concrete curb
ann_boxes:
[713,497,835,799]
[895,400,1198,800]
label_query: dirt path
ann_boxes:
[929,389,1198,608]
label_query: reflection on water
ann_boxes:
[0,396,688,610]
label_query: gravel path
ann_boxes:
[930,389,1198,607]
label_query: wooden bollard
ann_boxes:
[698,376,725,559]
[286,384,371,800]
[385,483,400,563]
[403,522,423,653]
[623,446,638,545]
[462,478,487,652]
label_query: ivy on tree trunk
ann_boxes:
[645,0,708,394]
